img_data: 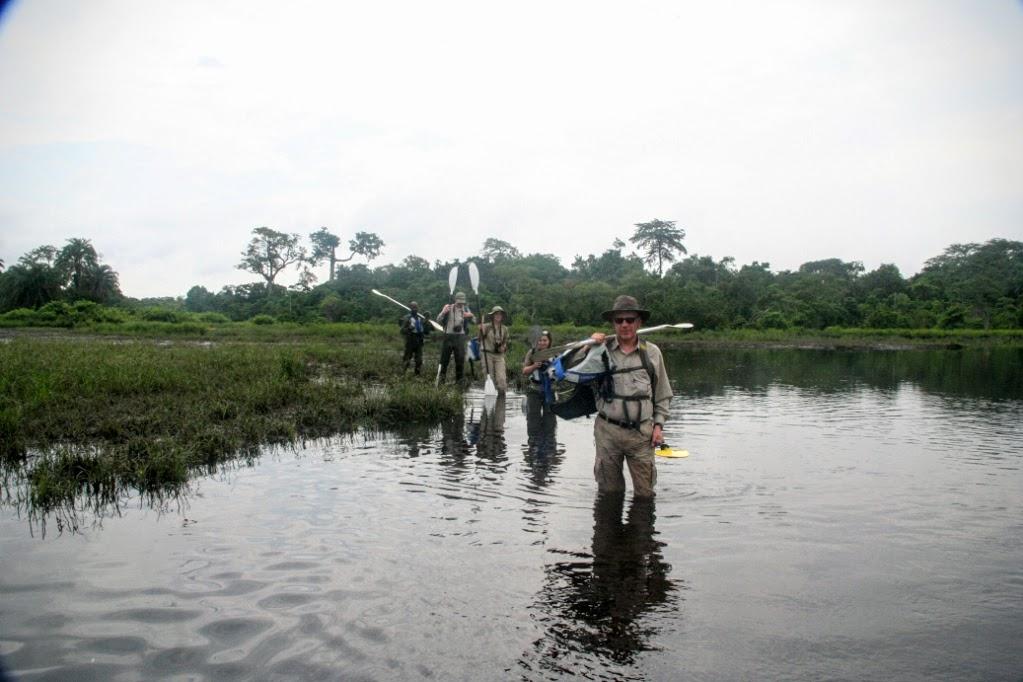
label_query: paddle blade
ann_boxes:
[468,261,480,294]
[448,266,459,295]
[484,375,498,397]
[526,325,543,349]
[655,444,689,458]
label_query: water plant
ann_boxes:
[1,334,463,515]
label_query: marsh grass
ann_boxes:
[1,334,462,514]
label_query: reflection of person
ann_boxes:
[478,306,510,393]
[476,394,507,461]
[521,491,677,670]
[400,301,431,375]
[589,295,672,498]
[437,292,475,384]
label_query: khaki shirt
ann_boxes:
[479,323,508,354]
[439,304,470,334]
[594,336,673,426]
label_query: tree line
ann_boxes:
[2,223,1021,330]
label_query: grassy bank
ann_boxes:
[1,334,462,514]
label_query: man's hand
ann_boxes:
[651,423,663,447]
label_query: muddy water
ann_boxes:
[1,348,1021,680]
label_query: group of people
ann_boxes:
[399,291,510,390]
[399,293,672,498]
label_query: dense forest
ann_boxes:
[1,224,1021,330]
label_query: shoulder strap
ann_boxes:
[638,340,656,396]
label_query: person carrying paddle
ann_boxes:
[437,291,475,384]
[478,305,510,393]
[400,301,431,375]
[588,295,673,498]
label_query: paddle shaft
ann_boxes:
[372,290,443,332]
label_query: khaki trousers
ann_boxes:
[484,352,507,392]
[593,417,657,497]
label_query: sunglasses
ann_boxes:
[614,316,638,325]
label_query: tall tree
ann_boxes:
[0,261,64,309]
[481,238,521,262]
[308,228,384,281]
[309,227,342,281]
[343,231,384,264]
[21,245,58,266]
[55,238,100,293]
[237,227,306,294]
[630,219,687,276]
[82,264,122,303]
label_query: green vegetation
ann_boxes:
[1,332,462,516]
[2,229,1020,334]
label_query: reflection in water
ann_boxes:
[476,395,507,462]
[669,346,1023,401]
[521,493,680,679]
[522,392,562,489]
[2,349,1021,679]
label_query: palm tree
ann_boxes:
[629,219,687,277]
[55,238,100,293]
[83,264,122,303]
[0,262,63,309]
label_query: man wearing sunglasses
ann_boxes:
[589,295,673,498]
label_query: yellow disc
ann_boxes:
[655,445,689,458]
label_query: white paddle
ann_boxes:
[531,321,695,362]
[468,262,498,397]
[371,289,443,332]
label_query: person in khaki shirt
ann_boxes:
[478,305,510,393]
[589,295,672,498]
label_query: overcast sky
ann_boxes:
[1,0,1021,298]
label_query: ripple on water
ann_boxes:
[75,636,148,655]
[197,617,274,646]
[102,607,203,623]
[144,645,210,677]
[255,592,318,610]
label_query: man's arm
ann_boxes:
[649,344,673,435]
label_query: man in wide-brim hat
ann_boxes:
[589,294,672,497]
[478,305,509,392]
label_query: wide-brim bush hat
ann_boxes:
[601,295,651,322]
[486,305,506,321]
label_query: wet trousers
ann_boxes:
[482,352,507,391]
[439,333,467,382]
[593,417,657,498]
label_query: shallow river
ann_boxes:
[1,348,1021,681]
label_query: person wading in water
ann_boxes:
[588,295,673,498]
[437,291,475,384]
[478,305,510,393]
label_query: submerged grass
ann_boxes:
[1,335,462,513]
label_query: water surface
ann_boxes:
[1,348,1021,680]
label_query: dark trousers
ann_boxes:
[439,333,466,382]
[402,336,424,374]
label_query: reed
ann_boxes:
[1,335,463,512]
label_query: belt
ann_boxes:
[597,412,647,430]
